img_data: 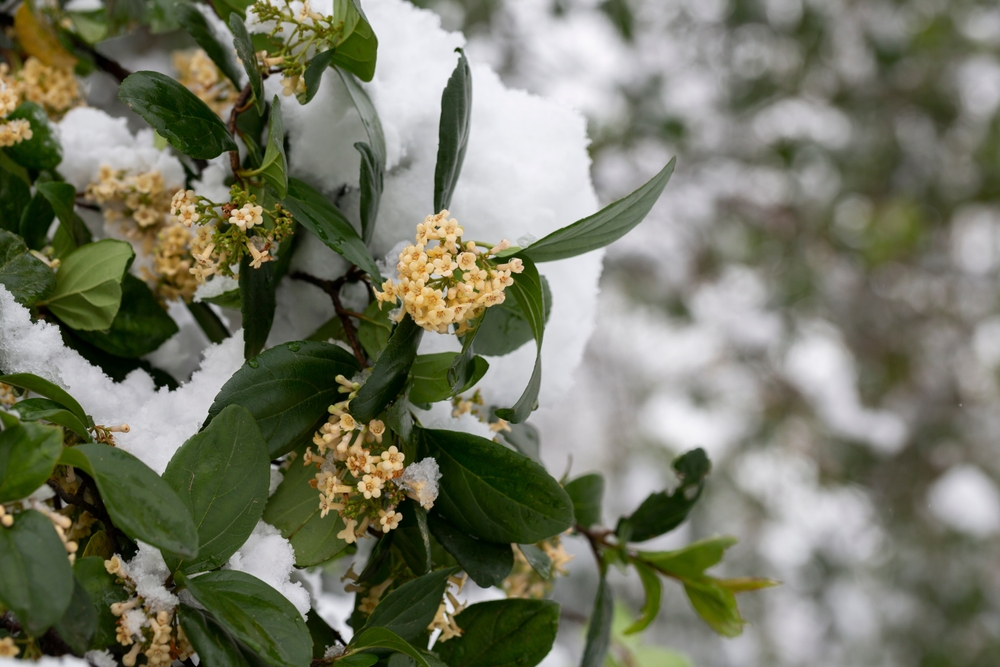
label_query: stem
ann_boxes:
[229,83,255,185]
[186,301,230,344]
[291,269,368,366]
[46,475,124,549]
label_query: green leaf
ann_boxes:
[717,577,780,593]
[301,48,336,104]
[364,567,457,642]
[358,298,393,359]
[0,420,63,503]
[347,627,443,667]
[19,191,54,250]
[73,274,178,357]
[473,277,552,357]
[433,49,471,213]
[521,159,675,263]
[13,398,91,439]
[179,569,312,667]
[256,96,288,198]
[408,352,488,405]
[336,67,386,165]
[178,604,253,667]
[0,227,55,306]
[616,448,710,543]
[354,142,383,245]
[418,427,574,543]
[5,102,61,170]
[426,512,513,588]
[0,372,90,427]
[118,71,238,159]
[0,163,30,234]
[176,3,243,89]
[230,13,264,114]
[434,599,559,667]
[637,536,738,580]
[162,405,270,573]
[517,544,551,579]
[212,0,254,23]
[494,257,544,424]
[54,575,98,655]
[206,340,359,458]
[74,556,129,649]
[59,444,199,557]
[306,611,344,660]
[0,509,74,636]
[240,252,277,360]
[262,447,351,567]
[36,181,92,252]
[329,1,378,82]
[351,315,423,423]
[392,501,431,575]
[581,574,613,667]
[338,654,378,667]
[682,579,744,638]
[564,473,604,528]
[283,177,383,282]
[203,287,242,310]
[42,238,134,331]
[497,421,540,462]
[623,561,661,635]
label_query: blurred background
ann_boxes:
[402,0,1000,665]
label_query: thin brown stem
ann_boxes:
[229,83,255,184]
[291,269,368,366]
[47,475,123,547]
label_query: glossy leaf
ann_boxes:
[42,238,134,331]
[306,612,344,660]
[0,373,90,426]
[19,192,54,250]
[163,405,271,573]
[74,274,179,358]
[178,604,253,667]
[433,49,472,213]
[357,299,393,359]
[230,13,264,113]
[518,544,552,579]
[418,427,574,543]
[0,165,30,235]
[0,227,55,306]
[351,315,423,423]
[473,277,552,357]
[498,421,540,462]
[392,502,431,575]
[580,574,613,667]
[240,253,277,360]
[329,1,378,82]
[521,159,675,263]
[176,3,243,88]
[12,398,90,439]
[408,352,488,405]
[347,627,444,667]
[616,448,710,543]
[0,509,74,636]
[283,177,383,282]
[59,444,199,557]
[426,512,513,588]
[74,556,129,649]
[564,473,604,528]
[355,141,383,245]
[256,96,288,198]
[118,71,238,159]
[301,48,336,104]
[180,569,312,667]
[623,561,661,635]
[364,567,457,642]
[494,257,544,424]
[54,576,98,655]
[0,420,63,503]
[434,599,559,667]
[5,102,61,170]
[206,341,359,458]
[337,67,386,164]
[36,181,92,251]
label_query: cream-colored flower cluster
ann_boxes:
[303,375,439,544]
[148,223,201,302]
[0,637,18,658]
[173,49,239,117]
[0,83,31,148]
[104,557,192,667]
[0,57,81,119]
[502,538,574,599]
[452,390,512,434]
[374,211,524,334]
[87,166,172,234]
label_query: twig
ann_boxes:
[229,83,255,184]
[46,475,123,547]
[291,269,368,366]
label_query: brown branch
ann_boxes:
[291,270,368,366]
[228,83,255,184]
[47,475,123,547]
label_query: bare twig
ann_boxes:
[291,269,369,366]
[228,83,255,184]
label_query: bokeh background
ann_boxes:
[402,1,1000,665]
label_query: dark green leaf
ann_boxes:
[54,575,97,655]
[338,654,378,667]
[118,71,238,159]
[433,49,471,213]
[497,421,540,462]
[517,544,551,580]
[616,448,710,543]
[162,405,270,573]
[188,300,231,344]
[358,299,393,360]
[0,420,62,503]
[176,3,243,88]
[13,398,90,439]
[301,48,336,104]
[0,373,89,426]
[336,68,385,165]
[564,473,604,528]
[41,238,134,331]
[623,561,661,635]
[0,227,55,306]
[203,287,242,310]
[212,0,254,23]
[283,177,382,282]
[0,509,74,636]
[355,142,382,245]
[426,512,513,588]
[392,502,431,575]
[74,274,178,358]
[473,277,552,357]
[521,159,675,263]
[256,96,288,198]
[580,575,613,667]
[0,164,30,234]
[230,13,264,114]
[307,314,347,344]
[306,611,344,660]
[364,567,457,642]
[329,2,378,82]
[5,102,61,170]
[178,604,253,667]
[351,315,422,423]
[59,444,199,557]
[408,352,488,405]
[179,569,312,667]
[19,192,54,250]
[418,428,573,543]
[206,340,359,458]
[74,556,129,649]
[262,447,351,567]
[347,628,443,667]
[494,257,544,424]
[434,599,559,667]
[240,252,277,359]
[36,181,92,251]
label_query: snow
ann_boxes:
[225,521,310,616]
[126,542,179,612]
[398,457,441,510]
[927,464,1000,537]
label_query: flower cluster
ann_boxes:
[168,185,293,281]
[303,375,440,544]
[502,538,574,599]
[104,556,192,667]
[0,57,81,119]
[173,49,239,117]
[148,223,202,302]
[374,211,524,334]
[86,166,172,235]
[452,390,512,434]
[0,83,31,147]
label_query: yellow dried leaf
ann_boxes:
[14,3,77,70]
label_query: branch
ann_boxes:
[291,269,368,366]
[229,83,255,184]
[46,476,123,547]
